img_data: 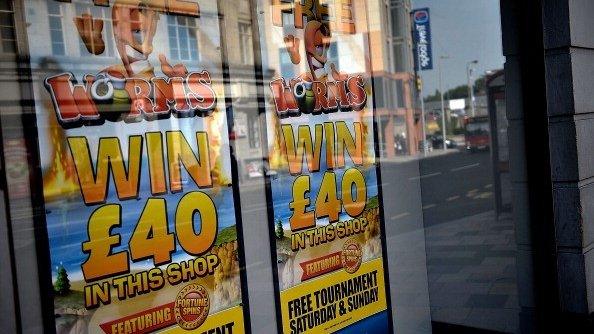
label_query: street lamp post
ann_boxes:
[439,55,449,151]
[415,46,427,156]
[467,60,478,117]
[418,76,427,156]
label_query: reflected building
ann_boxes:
[367,0,419,156]
[218,0,268,179]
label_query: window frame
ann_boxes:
[238,21,253,65]
[47,1,66,56]
[167,14,200,62]
[0,2,16,55]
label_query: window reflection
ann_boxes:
[167,15,199,61]
[48,1,65,56]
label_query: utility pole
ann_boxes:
[419,76,427,155]
[467,60,478,117]
[416,52,427,156]
[439,55,449,151]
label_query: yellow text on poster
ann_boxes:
[279,258,387,334]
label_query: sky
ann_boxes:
[412,0,505,97]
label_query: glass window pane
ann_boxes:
[0,1,12,11]
[168,30,177,42]
[169,36,179,51]
[49,17,61,30]
[1,27,14,40]
[2,39,15,53]
[105,24,115,56]
[391,8,399,37]
[179,29,188,42]
[51,42,65,55]
[74,4,87,16]
[91,6,101,18]
[180,47,188,60]
[0,13,12,26]
[50,29,63,43]
[47,2,60,15]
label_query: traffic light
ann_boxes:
[415,75,423,91]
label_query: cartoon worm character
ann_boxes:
[284,20,347,114]
[74,1,188,121]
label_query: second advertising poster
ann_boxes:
[259,0,394,332]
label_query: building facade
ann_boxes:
[367,0,419,157]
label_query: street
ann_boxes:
[378,149,495,230]
[418,150,494,227]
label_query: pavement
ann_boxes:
[416,150,519,333]
[425,210,519,333]
[381,149,519,333]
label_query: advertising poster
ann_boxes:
[260,0,393,332]
[25,0,248,332]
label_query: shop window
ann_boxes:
[0,0,567,333]
[167,15,199,61]
[47,1,65,56]
[238,22,253,65]
[0,1,15,54]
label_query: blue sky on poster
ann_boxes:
[412,0,505,97]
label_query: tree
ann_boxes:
[423,74,488,103]
[425,89,442,102]
[275,219,284,239]
[474,75,487,95]
[54,265,71,296]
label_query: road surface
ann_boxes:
[418,150,494,227]
[378,149,494,229]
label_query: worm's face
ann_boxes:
[112,2,159,75]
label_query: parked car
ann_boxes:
[431,135,458,149]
